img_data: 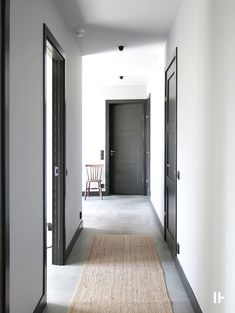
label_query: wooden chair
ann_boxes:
[84,164,104,200]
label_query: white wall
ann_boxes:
[167,0,212,311]
[210,1,235,312]
[167,0,235,312]
[82,81,147,190]
[10,0,82,312]
[147,43,166,225]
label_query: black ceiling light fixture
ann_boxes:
[118,46,125,79]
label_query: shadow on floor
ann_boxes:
[43,303,68,313]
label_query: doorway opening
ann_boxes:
[46,50,53,257]
[43,24,66,301]
[106,99,150,196]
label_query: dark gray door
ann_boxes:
[110,101,145,195]
[165,49,178,256]
[44,25,66,269]
[145,96,151,197]
[52,53,66,265]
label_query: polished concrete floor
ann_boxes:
[43,195,194,313]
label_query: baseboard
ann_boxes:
[175,258,203,313]
[149,200,203,313]
[82,191,108,197]
[65,220,83,261]
[149,200,164,236]
[33,294,46,313]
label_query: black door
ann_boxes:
[164,48,178,256]
[108,100,145,195]
[52,56,66,265]
[145,96,151,197]
[44,25,66,270]
[0,1,3,309]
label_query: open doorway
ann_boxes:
[46,51,53,257]
[43,24,66,278]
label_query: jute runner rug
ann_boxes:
[67,235,173,313]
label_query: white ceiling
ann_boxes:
[83,43,166,86]
[55,0,181,55]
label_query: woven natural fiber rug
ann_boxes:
[67,235,173,313]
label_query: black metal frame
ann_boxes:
[41,23,66,311]
[1,0,10,312]
[164,48,178,252]
[105,99,149,195]
[145,95,151,197]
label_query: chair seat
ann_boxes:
[86,179,102,182]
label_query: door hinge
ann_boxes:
[176,243,180,254]
[80,211,82,219]
[47,222,52,231]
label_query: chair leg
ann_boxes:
[84,182,87,200]
[88,182,90,197]
[99,181,103,200]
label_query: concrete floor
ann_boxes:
[43,195,194,313]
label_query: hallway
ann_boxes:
[2,0,235,312]
[44,196,194,313]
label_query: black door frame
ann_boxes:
[145,94,151,197]
[164,48,178,255]
[43,23,66,299]
[105,99,149,195]
[1,1,10,312]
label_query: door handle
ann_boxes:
[110,150,116,153]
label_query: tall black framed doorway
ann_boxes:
[0,0,10,312]
[105,99,150,195]
[164,48,178,257]
[145,95,151,197]
[43,24,66,274]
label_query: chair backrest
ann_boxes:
[85,164,103,181]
